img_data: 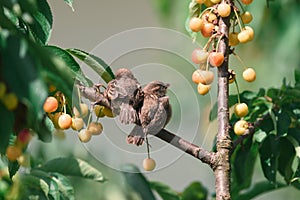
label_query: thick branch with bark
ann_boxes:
[214,16,232,200]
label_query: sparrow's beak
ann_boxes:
[164,83,170,88]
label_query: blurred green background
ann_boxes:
[33,0,300,199]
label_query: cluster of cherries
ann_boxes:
[0,81,30,163]
[189,0,255,136]
[43,93,114,142]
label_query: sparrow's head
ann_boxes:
[143,81,170,97]
[115,68,134,79]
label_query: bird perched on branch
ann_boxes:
[127,81,171,146]
[104,68,143,124]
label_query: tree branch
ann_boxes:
[78,84,216,167]
[155,129,215,167]
[214,14,232,200]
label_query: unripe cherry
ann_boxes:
[229,32,239,46]
[191,48,209,64]
[71,117,84,131]
[201,23,215,38]
[217,3,231,17]
[243,68,256,82]
[94,105,105,118]
[197,83,211,95]
[192,69,214,85]
[245,26,254,41]
[189,17,203,32]
[103,107,114,118]
[6,146,22,161]
[234,103,249,117]
[238,30,251,43]
[43,96,58,113]
[209,52,224,67]
[58,113,72,129]
[143,158,156,171]
[78,129,92,143]
[88,122,103,135]
[241,11,253,24]
[241,0,253,5]
[2,93,18,111]
[234,120,249,136]
[0,82,6,99]
[210,0,221,3]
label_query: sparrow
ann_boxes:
[104,68,143,124]
[127,81,171,146]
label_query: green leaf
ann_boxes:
[278,138,295,183]
[235,181,286,200]
[188,1,201,18]
[121,164,156,200]
[64,0,75,11]
[276,110,291,136]
[46,46,92,86]
[51,172,75,200]
[289,128,300,144]
[38,157,105,182]
[19,174,49,199]
[291,158,300,190]
[240,90,257,101]
[231,136,259,194]
[8,161,19,179]
[31,170,75,200]
[150,181,180,200]
[15,0,53,44]
[181,181,208,200]
[259,116,274,134]
[66,48,115,83]
[0,103,14,154]
[32,115,53,142]
[267,88,280,101]
[1,35,51,142]
[259,134,280,184]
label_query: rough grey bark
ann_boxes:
[214,15,232,200]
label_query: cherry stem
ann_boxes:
[205,56,210,71]
[199,7,214,19]
[62,95,67,114]
[233,52,247,70]
[234,79,241,104]
[145,136,150,159]
[233,8,243,31]
[87,110,92,127]
[203,34,216,51]
[235,0,246,13]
